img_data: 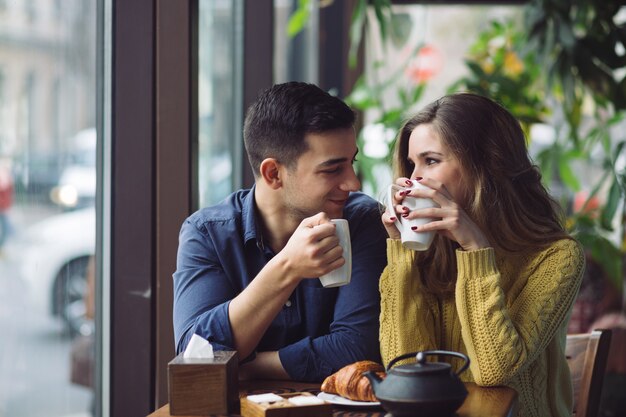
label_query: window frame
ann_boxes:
[101,0,273,414]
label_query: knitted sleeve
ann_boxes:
[379,239,439,367]
[454,239,584,386]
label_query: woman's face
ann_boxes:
[407,123,468,205]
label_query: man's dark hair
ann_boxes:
[243,82,355,177]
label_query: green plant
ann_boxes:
[449,20,548,133]
[522,0,626,293]
[453,5,626,292]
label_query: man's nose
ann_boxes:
[341,167,361,191]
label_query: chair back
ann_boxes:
[565,329,612,417]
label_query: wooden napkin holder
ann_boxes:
[240,392,332,417]
[167,351,238,416]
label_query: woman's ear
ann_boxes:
[259,158,282,189]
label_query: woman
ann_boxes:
[381,93,584,417]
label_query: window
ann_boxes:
[197,0,244,207]
[0,1,97,416]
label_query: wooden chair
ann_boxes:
[566,329,612,417]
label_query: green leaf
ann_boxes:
[389,13,412,48]
[557,18,576,49]
[612,140,626,166]
[589,236,623,288]
[600,177,622,230]
[379,108,404,126]
[286,0,311,38]
[348,0,367,68]
[373,0,389,43]
[557,158,580,191]
[411,83,426,103]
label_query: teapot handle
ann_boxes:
[387,350,471,377]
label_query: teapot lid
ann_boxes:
[387,350,471,377]
[390,351,452,375]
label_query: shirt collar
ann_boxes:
[241,184,265,250]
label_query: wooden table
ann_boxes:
[148,380,518,417]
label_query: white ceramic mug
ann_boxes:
[319,219,352,288]
[387,180,438,251]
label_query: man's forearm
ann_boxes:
[239,351,290,380]
[228,255,300,359]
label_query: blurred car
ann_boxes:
[12,151,64,203]
[50,128,96,209]
[2,207,95,336]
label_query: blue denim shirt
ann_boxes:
[172,187,387,382]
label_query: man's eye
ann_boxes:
[321,168,341,174]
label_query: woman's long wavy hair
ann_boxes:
[393,93,569,294]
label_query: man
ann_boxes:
[173,82,387,382]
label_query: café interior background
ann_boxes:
[0,1,624,416]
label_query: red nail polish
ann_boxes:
[411,226,418,230]
[402,206,409,212]
[390,217,396,221]
[414,177,422,181]
[402,213,409,218]
[405,179,413,186]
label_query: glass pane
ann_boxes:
[198,0,242,207]
[0,1,97,416]
[273,0,319,84]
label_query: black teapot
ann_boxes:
[364,350,470,417]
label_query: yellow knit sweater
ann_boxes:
[380,238,584,417]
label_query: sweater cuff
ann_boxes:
[456,247,497,280]
[386,239,415,264]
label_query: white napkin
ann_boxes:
[182,334,214,359]
[246,393,284,404]
[288,395,325,405]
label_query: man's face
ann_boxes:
[281,128,361,220]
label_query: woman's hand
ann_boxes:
[381,177,415,240]
[393,177,491,251]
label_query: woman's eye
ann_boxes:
[425,158,438,166]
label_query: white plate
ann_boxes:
[317,392,381,407]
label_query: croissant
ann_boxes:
[321,360,386,402]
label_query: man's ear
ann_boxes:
[259,158,283,189]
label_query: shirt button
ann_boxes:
[285,300,292,307]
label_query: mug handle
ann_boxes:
[386,184,405,232]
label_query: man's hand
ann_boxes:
[276,212,345,282]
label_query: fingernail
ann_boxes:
[402,206,410,212]
[405,179,413,186]
[399,190,408,196]
[402,213,409,218]
[411,226,418,230]
[389,217,396,221]
[414,177,422,181]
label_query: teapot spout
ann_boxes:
[363,370,383,393]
